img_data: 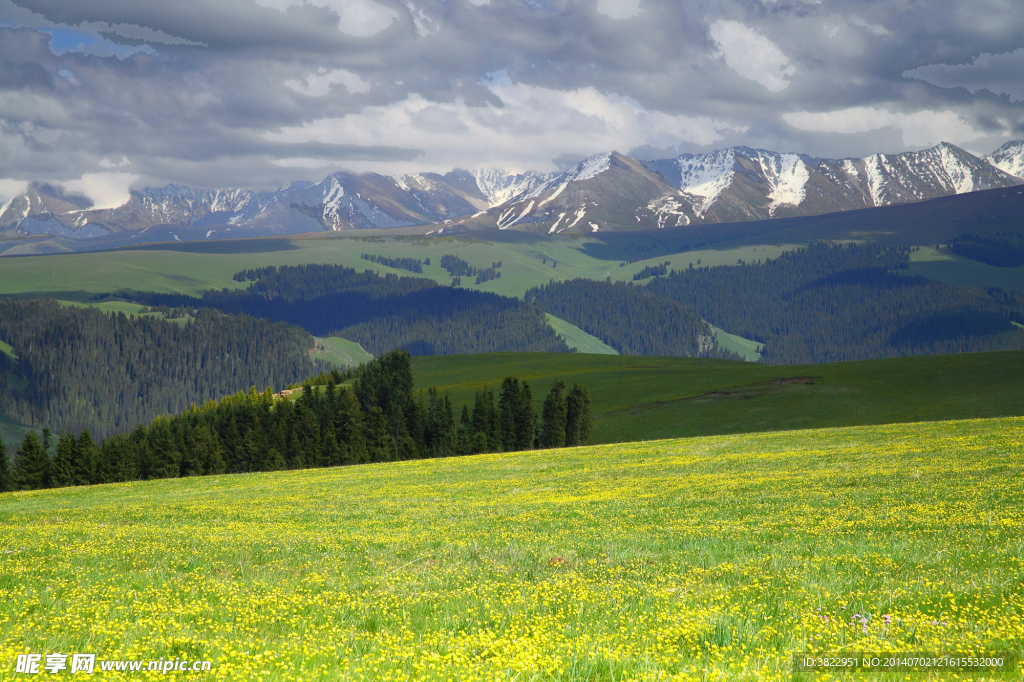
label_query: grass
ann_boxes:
[412,350,1024,444]
[908,245,1024,292]
[545,314,618,355]
[311,336,374,368]
[708,324,762,362]
[1,416,1022,680]
[0,234,802,301]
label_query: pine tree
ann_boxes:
[365,407,396,462]
[337,389,367,464]
[321,425,342,466]
[13,431,49,490]
[0,436,10,493]
[51,433,77,488]
[75,429,99,485]
[514,382,537,450]
[539,380,568,449]
[565,384,593,446]
[147,419,180,479]
[498,378,521,451]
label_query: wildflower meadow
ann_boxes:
[1,417,1022,680]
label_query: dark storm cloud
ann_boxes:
[0,0,1022,197]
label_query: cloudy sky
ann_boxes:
[2,0,1023,206]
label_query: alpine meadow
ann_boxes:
[3,0,1024,680]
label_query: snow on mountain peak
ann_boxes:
[674,148,737,217]
[471,168,550,207]
[934,143,978,195]
[986,140,1024,179]
[564,152,612,183]
[751,150,809,215]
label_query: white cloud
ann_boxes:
[709,20,795,93]
[904,48,1024,103]
[782,106,990,147]
[253,0,398,37]
[285,68,371,97]
[266,79,739,174]
[98,156,131,169]
[62,172,139,211]
[0,179,29,216]
[596,0,643,20]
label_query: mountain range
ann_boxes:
[1,141,1022,247]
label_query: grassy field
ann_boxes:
[311,336,374,367]
[708,325,763,362]
[545,314,618,355]
[0,234,799,301]
[1,417,1021,680]
[412,350,1024,444]
[908,246,1024,292]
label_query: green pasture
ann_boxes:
[544,314,618,355]
[1,417,1021,680]
[0,234,804,301]
[908,245,1024,292]
[708,324,763,362]
[412,349,1024,444]
[310,336,374,368]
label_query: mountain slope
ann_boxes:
[459,152,698,233]
[1,141,1022,241]
[644,142,1023,224]
[986,140,1024,180]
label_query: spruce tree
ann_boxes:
[514,382,537,450]
[0,436,10,493]
[75,429,99,485]
[565,384,593,446]
[365,407,396,462]
[337,389,367,464]
[13,431,49,490]
[147,419,180,479]
[539,380,568,449]
[51,433,77,487]
[498,378,521,451]
[321,426,342,466]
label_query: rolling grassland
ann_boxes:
[412,350,1024,444]
[1,417,1021,680]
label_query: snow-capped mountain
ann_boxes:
[643,142,1022,224]
[1,141,1021,243]
[0,170,491,238]
[986,141,1024,180]
[460,152,697,233]
[469,168,552,207]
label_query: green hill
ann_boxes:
[2,416,1021,679]
[412,350,1024,444]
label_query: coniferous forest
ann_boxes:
[132,264,568,356]
[525,278,731,358]
[646,242,1024,364]
[0,350,592,493]
[0,298,319,439]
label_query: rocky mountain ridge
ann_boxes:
[2,141,1021,240]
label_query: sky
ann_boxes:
[1,0,1023,208]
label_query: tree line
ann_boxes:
[361,253,426,273]
[945,233,1024,268]
[130,264,568,356]
[0,298,320,440]
[645,242,1024,364]
[526,278,740,359]
[0,350,592,493]
[440,255,503,284]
